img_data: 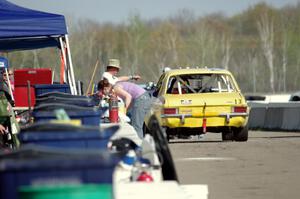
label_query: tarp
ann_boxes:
[0,0,67,51]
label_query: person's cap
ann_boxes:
[102,72,118,85]
[107,59,120,69]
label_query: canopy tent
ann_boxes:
[0,0,77,94]
[0,0,66,51]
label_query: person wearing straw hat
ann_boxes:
[102,59,141,86]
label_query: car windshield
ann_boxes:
[166,73,236,94]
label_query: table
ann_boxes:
[114,181,208,199]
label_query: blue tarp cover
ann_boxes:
[0,0,67,51]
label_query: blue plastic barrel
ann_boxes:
[32,106,101,126]
[36,91,88,99]
[34,84,71,96]
[0,146,124,199]
[18,123,118,149]
[35,96,95,107]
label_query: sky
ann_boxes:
[9,0,300,24]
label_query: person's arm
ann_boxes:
[117,75,141,82]
[114,86,132,110]
[0,124,6,134]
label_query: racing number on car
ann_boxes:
[181,99,192,105]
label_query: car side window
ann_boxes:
[166,77,176,94]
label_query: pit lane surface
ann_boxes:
[169,131,300,199]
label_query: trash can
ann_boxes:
[34,84,71,96]
[18,122,118,149]
[32,106,101,126]
[0,146,124,199]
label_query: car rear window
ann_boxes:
[166,73,236,94]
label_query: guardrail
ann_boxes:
[248,102,300,131]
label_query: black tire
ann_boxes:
[0,133,5,149]
[164,128,170,142]
[143,123,151,137]
[233,125,249,142]
[222,128,234,141]
[147,115,178,181]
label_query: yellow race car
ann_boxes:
[144,68,249,141]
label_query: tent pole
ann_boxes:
[5,68,14,101]
[59,36,75,95]
[59,37,67,83]
[65,34,77,95]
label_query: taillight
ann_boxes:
[233,106,247,113]
[163,108,177,115]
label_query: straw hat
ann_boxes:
[107,59,120,69]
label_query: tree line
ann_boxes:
[3,2,300,94]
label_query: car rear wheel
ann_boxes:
[222,128,234,141]
[165,128,171,142]
[233,125,248,142]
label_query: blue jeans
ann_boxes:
[128,92,151,139]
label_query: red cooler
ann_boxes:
[14,86,35,107]
[14,68,52,86]
[14,68,52,107]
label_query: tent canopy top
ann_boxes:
[0,0,68,51]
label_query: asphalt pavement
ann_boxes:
[169,131,300,199]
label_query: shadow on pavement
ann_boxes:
[252,135,300,139]
[169,140,223,144]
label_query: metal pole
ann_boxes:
[67,70,72,93]
[59,37,67,83]
[59,36,75,95]
[52,71,55,84]
[85,60,99,96]
[65,34,77,95]
[77,81,83,96]
[27,80,31,113]
[5,68,14,101]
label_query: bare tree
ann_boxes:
[20,51,27,68]
[194,22,209,66]
[168,30,179,64]
[163,22,180,65]
[221,34,231,70]
[248,51,258,93]
[193,21,220,67]
[257,13,275,93]
[281,29,289,92]
[148,24,169,79]
[125,14,146,74]
[33,50,40,68]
